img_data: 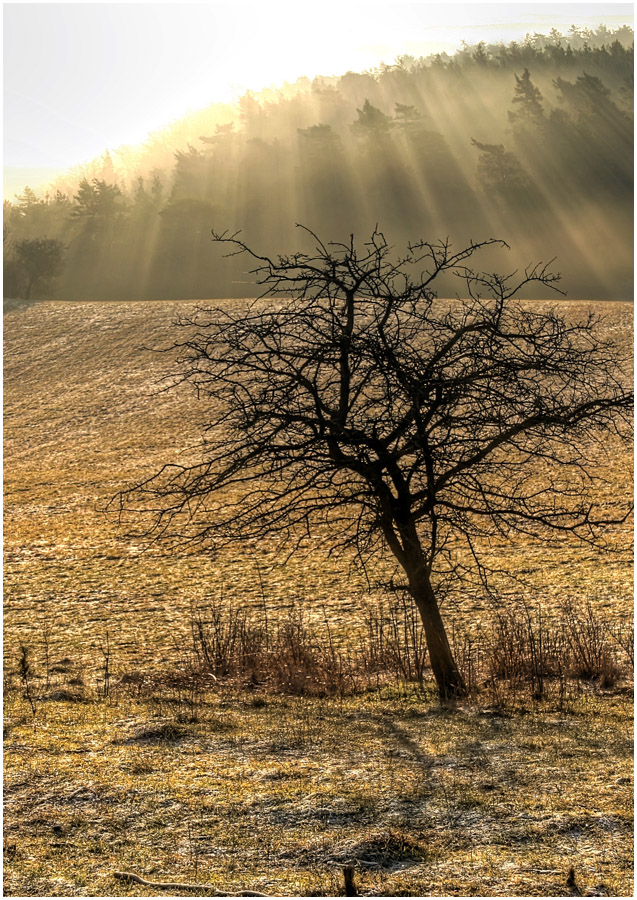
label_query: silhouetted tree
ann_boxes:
[297,124,357,232]
[116,228,633,700]
[394,104,479,229]
[72,179,111,216]
[14,186,42,217]
[471,138,531,201]
[551,72,632,196]
[472,42,489,66]
[508,68,545,124]
[171,146,212,201]
[554,72,626,129]
[351,100,415,230]
[351,99,392,139]
[72,178,126,237]
[151,197,218,297]
[65,178,128,297]
[238,92,265,138]
[13,237,65,299]
[10,186,53,236]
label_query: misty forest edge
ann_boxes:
[3,27,634,303]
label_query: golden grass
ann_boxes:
[3,687,633,896]
[3,298,634,896]
[4,299,633,674]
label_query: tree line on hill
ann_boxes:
[3,25,633,302]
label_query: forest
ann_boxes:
[3,25,634,301]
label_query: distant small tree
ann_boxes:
[472,42,489,66]
[117,228,633,700]
[14,186,41,212]
[393,102,423,126]
[13,237,65,299]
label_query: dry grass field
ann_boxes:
[3,298,634,897]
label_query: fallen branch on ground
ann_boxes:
[113,871,271,896]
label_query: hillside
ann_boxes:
[3,297,634,897]
[4,298,633,674]
[4,28,634,302]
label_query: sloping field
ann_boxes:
[3,298,634,898]
[3,298,633,676]
[4,298,379,676]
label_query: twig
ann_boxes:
[113,871,271,896]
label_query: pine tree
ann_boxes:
[350,99,392,138]
[508,68,544,124]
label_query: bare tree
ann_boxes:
[117,228,633,699]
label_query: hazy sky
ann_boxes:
[3,2,634,197]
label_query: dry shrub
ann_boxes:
[363,597,428,686]
[473,602,628,698]
[32,596,628,706]
[188,600,359,696]
[182,593,435,697]
[484,608,561,699]
[184,597,632,701]
[562,603,623,687]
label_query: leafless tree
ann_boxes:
[116,228,633,699]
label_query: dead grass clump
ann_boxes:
[112,722,188,745]
[285,828,431,870]
[43,689,86,703]
[336,829,430,869]
[121,755,156,776]
[123,598,633,709]
[49,664,72,676]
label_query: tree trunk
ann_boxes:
[384,520,466,700]
[405,559,466,700]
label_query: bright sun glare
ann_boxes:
[3,1,633,192]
